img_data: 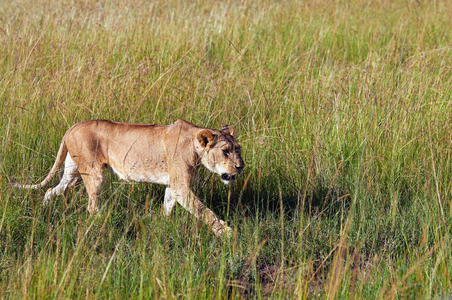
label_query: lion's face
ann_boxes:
[197,126,244,184]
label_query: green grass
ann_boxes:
[0,0,451,298]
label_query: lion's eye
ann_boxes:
[223,150,229,156]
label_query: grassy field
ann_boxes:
[0,0,451,298]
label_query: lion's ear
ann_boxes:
[197,129,216,150]
[221,125,235,137]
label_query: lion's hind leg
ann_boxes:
[43,153,80,206]
[78,164,105,215]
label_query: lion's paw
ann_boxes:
[214,221,232,237]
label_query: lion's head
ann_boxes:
[196,125,244,184]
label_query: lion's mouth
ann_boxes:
[221,173,236,182]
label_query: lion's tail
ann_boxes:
[11,139,68,190]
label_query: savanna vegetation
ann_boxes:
[0,0,451,298]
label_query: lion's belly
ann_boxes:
[110,166,169,185]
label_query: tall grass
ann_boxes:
[0,0,451,298]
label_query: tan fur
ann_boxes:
[12,119,244,237]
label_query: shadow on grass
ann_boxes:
[198,170,352,222]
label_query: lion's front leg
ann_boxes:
[171,188,232,237]
[163,187,176,216]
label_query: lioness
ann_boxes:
[12,119,244,236]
